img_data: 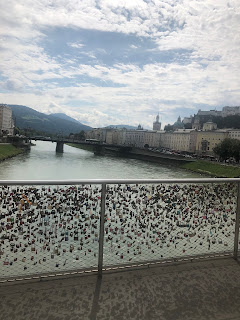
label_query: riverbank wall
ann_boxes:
[104,147,194,166]
[67,143,194,165]
[0,144,24,161]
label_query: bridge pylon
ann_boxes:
[56,141,64,153]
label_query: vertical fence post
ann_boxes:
[98,183,106,277]
[234,182,240,260]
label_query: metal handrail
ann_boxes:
[0,178,240,185]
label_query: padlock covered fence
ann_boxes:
[0,178,240,282]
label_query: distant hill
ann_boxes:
[49,113,81,124]
[193,114,240,129]
[9,105,92,135]
[105,125,137,129]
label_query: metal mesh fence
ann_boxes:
[103,183,237,267]
[0,185,101,280]
[0,181,239,281]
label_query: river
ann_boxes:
[0,141,202,179]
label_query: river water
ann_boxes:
[0,141,201,180]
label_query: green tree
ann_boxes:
[232,139,240,162]
[213,138,233,161]
[213,138,240,162]
[164,124,174,132]
[74,130,86,140]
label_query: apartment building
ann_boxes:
[105,128,126,145]
[0,104,14,135]
[160,130,192,152]
[227,130,240,140]
[124,128,147,148]
[144,130,161,148]
[194,131,228,154]
[85,128,107,142]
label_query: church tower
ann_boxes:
[153,114,161,131]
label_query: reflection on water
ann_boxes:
[0,141,202,180]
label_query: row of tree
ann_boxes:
[213,138,240,162]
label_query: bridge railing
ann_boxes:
[0,178,239,282]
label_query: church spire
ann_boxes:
[153,113,161,131]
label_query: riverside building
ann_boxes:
[85,114,240,155]
[0,104,14,135]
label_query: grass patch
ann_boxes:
[66,143,94,152]
[0,144,24,161]
[181,160,240,178]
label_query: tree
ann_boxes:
[184,123,192,129]
[231,139,240,162]
[213,138,232,161]
[164,124,174,132]
[213,138,240,162]
[73,130,86,140]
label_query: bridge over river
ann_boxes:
[29,136,195,164]
[30,136,132,154]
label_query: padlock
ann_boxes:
[54,246,59,254]
[74,233,78,241]
[3,257,9,265]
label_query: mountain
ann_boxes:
[105,125,137,129]
[49,113,81,124]
[9,105,92,135]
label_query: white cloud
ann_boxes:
[129,45,138,49]
[0,0,240,127]
[68,42,85,49]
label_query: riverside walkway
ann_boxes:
[0,257,240,320]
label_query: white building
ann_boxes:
[124,126,147,148]
[197,109,222,117]
[0,104,14,135]
[144,130,161,148]
[105,128,126,145]
[85,128,107,142]
[227,129,240,140]
[202,121,217,131]
[160,130,192,152]
[222,106,240,117]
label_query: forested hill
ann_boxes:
[9,105,92,135]
[197,114,240,129]
[49,113,81,124]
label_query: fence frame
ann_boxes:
[0,178,240,280]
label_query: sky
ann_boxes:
[0,0,239,129]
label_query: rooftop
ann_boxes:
[1,257,240,320]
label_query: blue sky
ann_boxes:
[0,0,239,129]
